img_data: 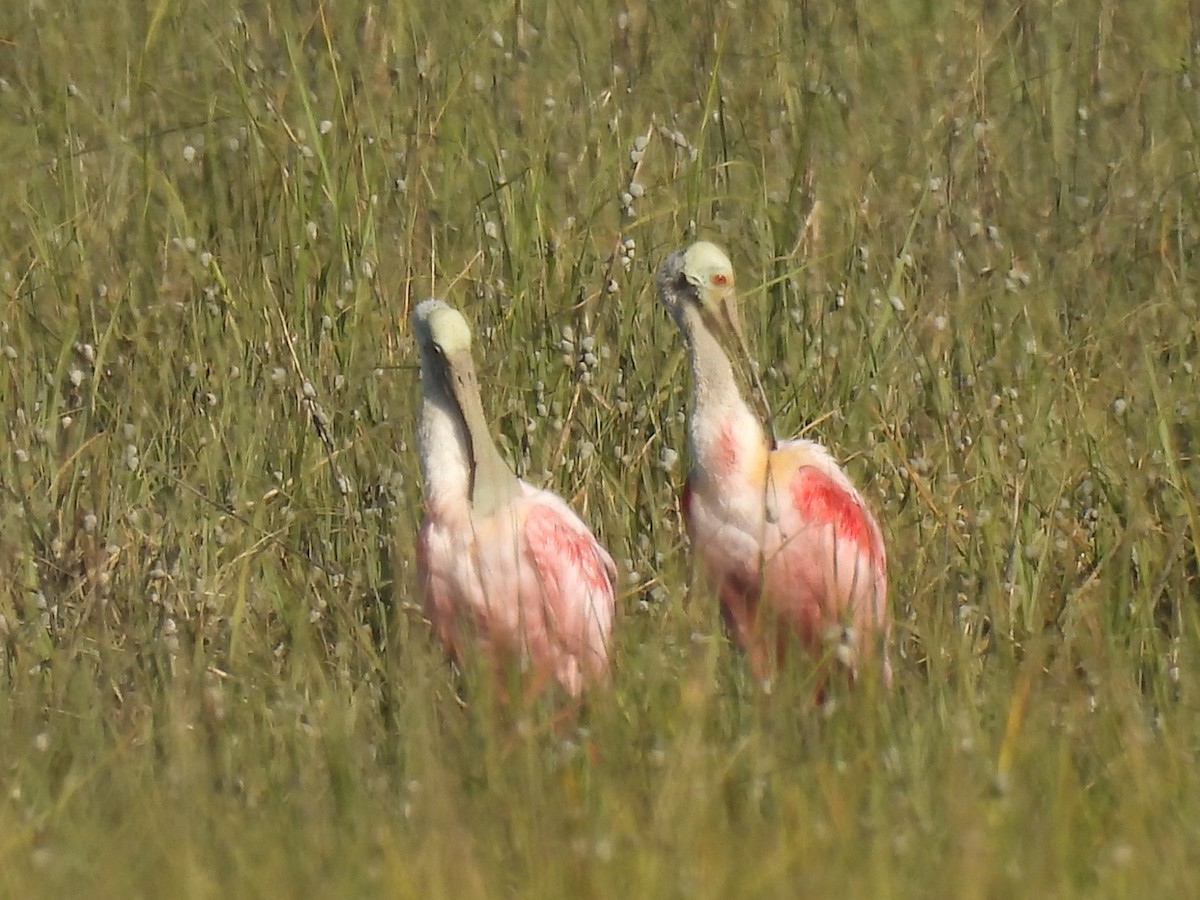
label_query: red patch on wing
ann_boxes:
[714,419,743,473]
[791,468,880,560]
[525,505,612,596]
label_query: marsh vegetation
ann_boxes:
[1,1,1198,895]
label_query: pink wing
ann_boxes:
[790,466,886,570]
[523,498,617,686]
[786,465,890,676]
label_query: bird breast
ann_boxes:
[419,483,614,663]
[684,437,883,588]
[689,407,769,491]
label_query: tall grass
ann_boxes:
[0,0,1198,895]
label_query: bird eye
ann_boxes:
[711,273,729,287]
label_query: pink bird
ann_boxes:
[412,298,617,698]
[655,242,891,688]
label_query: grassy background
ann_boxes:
[1,0,1199,895]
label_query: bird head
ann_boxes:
[411,298,521,514]
[655,242,778,445]
[412,295,488,431]
[412,297,487,432]
[655,241,754,363]
[655,240,734,321]
[412,298,473,362]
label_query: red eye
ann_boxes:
[711,273,729,286]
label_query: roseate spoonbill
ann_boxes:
[655,242,891,687]
[412,298,617,697]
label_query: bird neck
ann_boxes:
[417,378,474,517]
[679,305,768,473]
[455,379,523,519]
[417,367,521,521]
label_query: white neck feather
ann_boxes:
[678,304,766,470]
[417,374,472,518]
